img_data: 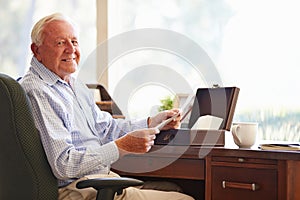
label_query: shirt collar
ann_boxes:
[30,56,75,86]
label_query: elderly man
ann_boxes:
[20,13,194,200]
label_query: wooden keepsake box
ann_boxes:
[155,87,240,146]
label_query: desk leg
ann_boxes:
[285,160,300,200]
[205,156,212,200]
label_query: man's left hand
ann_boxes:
[148,108,181,130]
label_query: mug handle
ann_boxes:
[232,125,242,144]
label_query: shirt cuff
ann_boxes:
[131,118,149,129]
[96,141,120,166]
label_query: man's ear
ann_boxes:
[31,43,41,60]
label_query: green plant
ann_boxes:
[158,96,174,111]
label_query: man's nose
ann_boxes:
[65,41,76,53]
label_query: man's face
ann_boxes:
[32,20,81,80]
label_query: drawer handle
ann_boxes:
[222,181,259,191]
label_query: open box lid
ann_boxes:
[155,87,240,146]
[188,87,240,131]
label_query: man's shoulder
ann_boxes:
[20,72,40,88]
[20,71,49,96]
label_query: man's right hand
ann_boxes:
[115,128,160,156]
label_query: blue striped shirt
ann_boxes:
[20,57,148,187]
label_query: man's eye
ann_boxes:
[72,40,78,46]
[57,41,65,46]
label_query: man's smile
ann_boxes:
[61,57,76,62]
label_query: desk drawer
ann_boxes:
[211,165,277,200]
[212,156,277,165]
[113,156,204,180]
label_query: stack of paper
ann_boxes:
[191,115,223,130]
[259,143,300,151]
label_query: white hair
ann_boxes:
[31,13,79,46]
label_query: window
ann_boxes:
[107,0,300,142]
[0,0,96,82]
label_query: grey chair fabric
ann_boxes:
[0,73,58,199]
[0,73,143,200]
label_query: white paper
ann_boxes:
[191,115,223,130]
[179,94,195,121]
[155,112,180,130]
[155,94,195,130]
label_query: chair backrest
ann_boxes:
[0,73,58,199]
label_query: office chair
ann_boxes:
[0,73,143,200]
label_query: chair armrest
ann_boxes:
[76,177,143,190]
[76,177,144,200]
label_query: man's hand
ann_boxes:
[115,128,160,156]
[148,108,181,130]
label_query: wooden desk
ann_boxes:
[112,145,300,200]
[112,145,207,198]
[206,148,300,200]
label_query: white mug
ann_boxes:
[231,122,258,148]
